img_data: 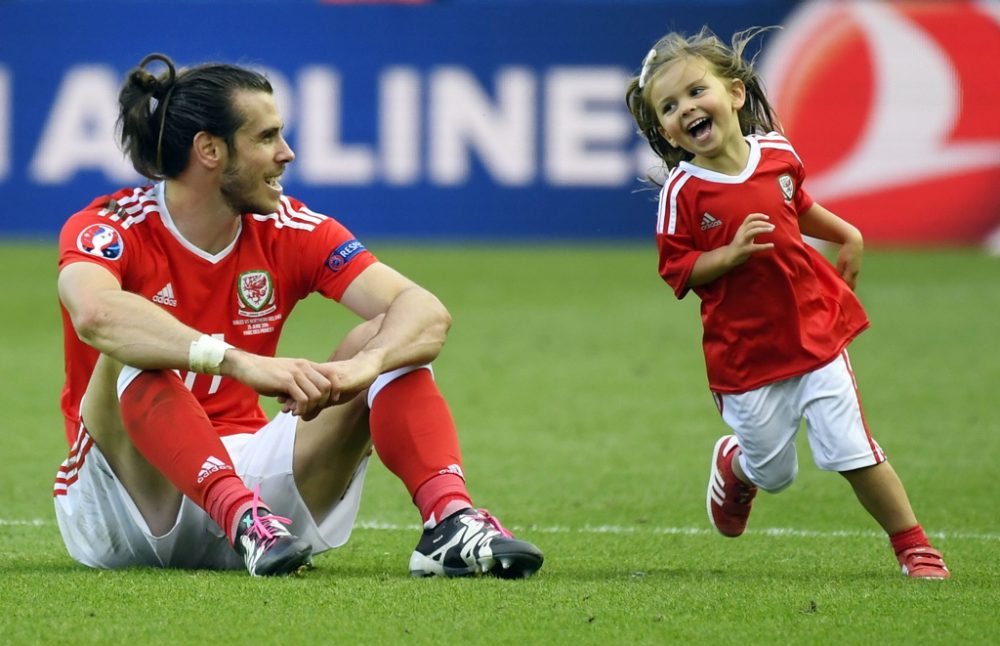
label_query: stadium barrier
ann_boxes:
[0,0,996,246]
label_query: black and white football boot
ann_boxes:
[408,508,544,579]
[234,505,313,577]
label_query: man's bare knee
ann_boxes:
[80,354,125,450]
[82,354,181,535]
[329,314,385,361]
[293,397,372,516]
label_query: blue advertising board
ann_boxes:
[0,1,793,240]
[2,1,998,246]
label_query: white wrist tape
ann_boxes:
[188,335,234,375]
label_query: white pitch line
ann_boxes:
[354,521,1000,542]
[5,518,998,542]
[0,519,51,527]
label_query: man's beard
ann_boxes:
[220,161,271,215]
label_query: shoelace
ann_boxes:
[473,509,514,538]
[243,486,293,549]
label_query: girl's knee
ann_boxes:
[747,461,798,493]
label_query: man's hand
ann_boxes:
[314,351,384,406]
[223,350,336,420]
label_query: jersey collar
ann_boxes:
[677,136,761,184]
[155,181,243,264]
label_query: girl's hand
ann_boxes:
[797,201,863,289]
[686,213,776,287]
[836,235,864,290]
[727,213,775,266]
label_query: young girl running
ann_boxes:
[625,26,949,579]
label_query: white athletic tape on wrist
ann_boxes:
[188,335,234,375]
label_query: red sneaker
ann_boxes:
[706,435,757,537]
[897,546,950,579]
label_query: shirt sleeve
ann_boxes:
[655,184,700,300]
[789,141,815,215]
[657,230,700,300]
[58,197,130,284]
[299,216,379,302]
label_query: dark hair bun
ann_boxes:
[134,53,177,100]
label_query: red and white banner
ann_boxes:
[762,0,1000,248]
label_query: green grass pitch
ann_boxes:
[1,242,997,644]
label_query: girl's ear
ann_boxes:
[658,126,676,148]
[729,78,747,111]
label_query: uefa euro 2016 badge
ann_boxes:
[77,223,124,260]
[778,174,795,202]
[236,270,277,318]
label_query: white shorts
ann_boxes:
[714,350,886,492]
[53,412,369,570]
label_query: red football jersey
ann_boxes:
[656,133,869,393]
[58,183,377,443]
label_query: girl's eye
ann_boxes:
[691,87,704,96]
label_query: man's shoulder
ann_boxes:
[58,185,165,268]
[244,195,333,235]
[65,185,161,231]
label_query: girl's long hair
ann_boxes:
[625,26,782,174]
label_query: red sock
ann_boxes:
[119,370,254,543]
[368,369,471,524]
[205,477,258,543]
[890,524,930,555]
[414,473,472,526]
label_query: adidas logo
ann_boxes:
[701,212,723,231]
[152,282,177,307]
[438,463,465,479]
[196,455,233,483]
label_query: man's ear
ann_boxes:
[192,131,223,169]
[730,78,747,111]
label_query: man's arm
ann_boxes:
[321,262,452,396]
[59,261,334,418]
[58,261,200,368]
